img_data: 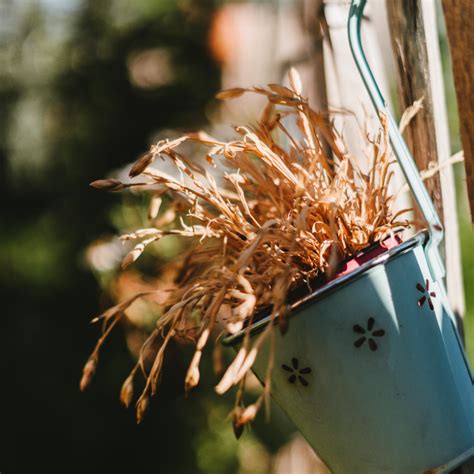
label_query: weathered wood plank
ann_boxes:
[421,1,465,319]
[442,0,474,222]
[303,0,329,111]
[386,0,444,221]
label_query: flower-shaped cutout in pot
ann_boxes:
[282,358,312,386]
[353,317,385,351]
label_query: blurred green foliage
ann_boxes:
[0,1,283,472]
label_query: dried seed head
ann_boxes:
[120,376,134,408]
[232,407,244,440]
[268,83,294,97]
[90,178,124,192]
[121,248,143,270]
[232,421,244,439]
[238,403,259,425]
[185,366,200,392]
[185,351,201,393]
[215,348,247,395]
[121,236,159,269]
[129,152,154,178]
[136,395,149,424]
[80,357,97,392]
[215,88,246,100]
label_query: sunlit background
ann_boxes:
[1,1,472,473]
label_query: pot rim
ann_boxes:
[223,231,428,346]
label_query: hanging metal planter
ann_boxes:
[224,1,474,472]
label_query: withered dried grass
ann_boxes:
[82,69,410,432]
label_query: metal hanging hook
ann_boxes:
[347,0,445,282]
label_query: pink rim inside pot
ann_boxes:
[333,234,402,279]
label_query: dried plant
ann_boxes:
[82,69,410,433]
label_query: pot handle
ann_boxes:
[347,0,445,283]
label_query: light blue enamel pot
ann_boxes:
[224,1,474,472]
[225,232,474,473]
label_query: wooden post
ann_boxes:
[442,0,474,222]
[386,1,444,220]
[386,0,465,320]
[303,0,329,111]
